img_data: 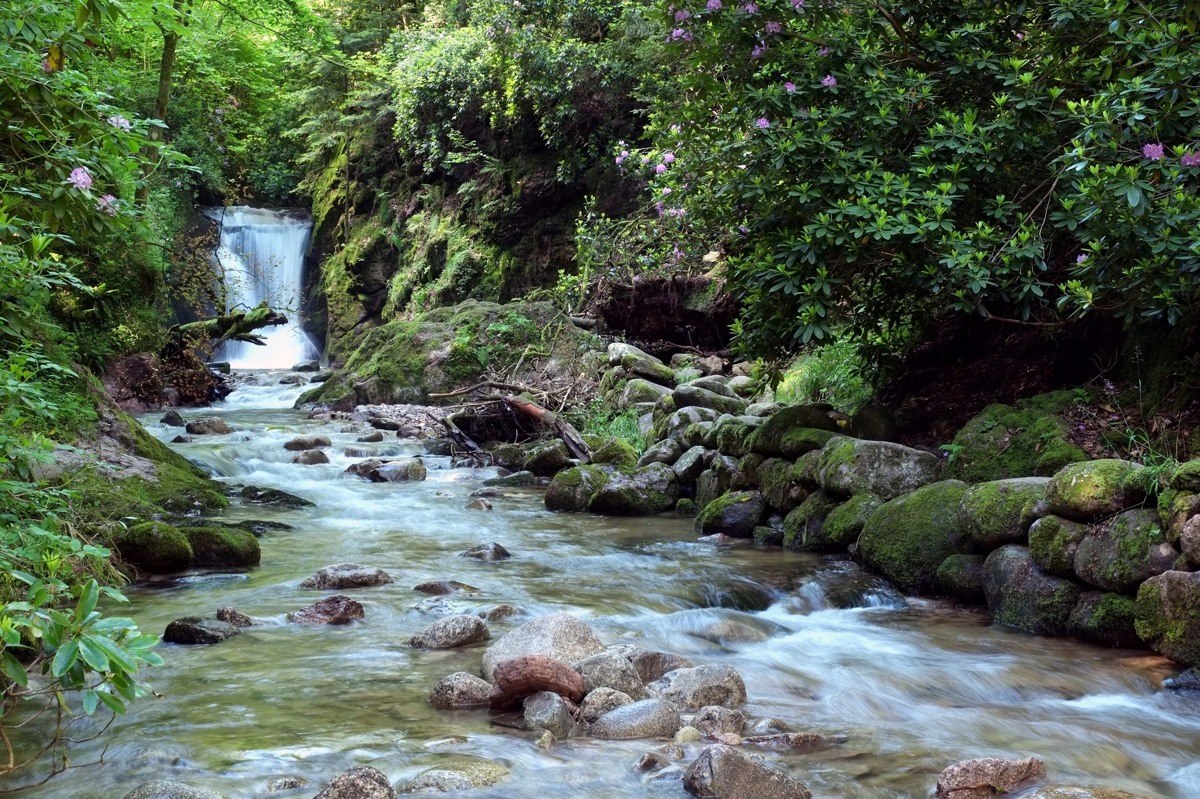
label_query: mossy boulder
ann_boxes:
[957,477,1050,550]
[179,527,261,569]
[662,406,720,444]
[947,403,1087,483]
[859,480,971,593]
[782,490,846,552]
[749,405,840,458]
[672,446,711,485]
[1135,570,1200,665]
[620,379,672,409]
[1073,509,1179,593]
[695,491,769,538]
[793,451,821,486]
[696,456,746,509]
[621,352,676,386]
[637,438,682,468]
[684,421,716,450]
[588,463,679,515]
[1046,459,1148,520]
[546,465,611,512]
[937,554,986,604]
[737,452,765,484]
[240,486,313,507]
[1170,460,1200,492]
[757,457,804,513]
[1163,490,1200,543]
[1070,592,1141,648]
[592,439,639,471]
[822,493,883,549]
[816,437,943,501]
[114,522,193,574]
[713,416,764,458]
[982,545,1081,635]
[1027,515,1090,578]
[524,440,572,477]
[487,443,526,470]
[672,385,747,417]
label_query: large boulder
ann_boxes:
[591,439,639,470]
[947,403,1086,483]
[545,465,610,512]
[573,651,647,698]
[648,664,746,710]
[524,440,572,477]
[409,615,490,648]
[580,687,634,722]
[682,745,811,799]
[983,546,1080,635]
[638,438,683,467]
[587,463,679,515]
[1073,509,1179,593]
[288,595,365,625]
[958,477,1049,550]
[858,481,972,593]
[185,417,233,435]
[523,691,581,739]
[179,527,260,568]
[301,563,394,590]
[1070,592,1141,648]
[1172,460,1200,491]
[695,456,747,509]
[313,766,395,799]
[782,490,847,552]
[1045,460,1148,520]
[662,407,721,444]
[1136,570,1200,665]
[1028,515,1090,578]
[481,612,604,681]
[937,554,987,604]
[113,521,192,574]
[121,782,228,799]
[712,416,765,458]
[621,378,673,409]
[749,404,840,458]
[821,493,883,549]
[163,618,241,646]
[757,457,804,513]
[621,351,676,386]
[934,757,1045,799]
[429,672,492,709]
[672,446,711,485]
[695,491,768,538]
[815,437,943,500]
[590,698,682,739]
[673,384,747,416]
[284,435,331,451]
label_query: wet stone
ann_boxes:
[429,672,493,709]
[287,595,365,625]
[163,617,241,645]
[301,563,394,590]
[409,615,491,648]
[461,542,511,561]
[414,580,480,595]
[215,607,254,627]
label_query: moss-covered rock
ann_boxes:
[937,554,986,604]
[620,379,672,409]
[621,352,676,386]
[545,465,611,512]
[695,491,769,538]
[1073,509,1179,593]
[1070,592,1141,648]
[782,490,846,552]
[816,437,943,501]
[752,526,784,546]
[487,443,526,470]
[713,417,763,458]
[983,545,1081,635]
[957,477,1049,551]
[947,403,1087,483]
[749,405,840,458]
[793,451,821,486]
[524,440,572,477]
[684,421,717,450]
[1171,460,1200,492]
[240,486,314,507]
[859,480,972,593]
[757,457,803,513]
[736,452,765,484]
[672,385,747,417]
[1136,571,1200,665]
[179,527,261,568]
[672,446,711,485]
[113,522,193,574]
[637,438,682,468]
[695,456,746,509]
[592,439,639,471]
[675,498,697,516]
[1163,490,1200,543]
[588,463,679,515]
[661,406,719,444]
[822,493,883,549]
[1027,515,1090,578]
[1046,459,1148,520]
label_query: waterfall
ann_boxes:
[205,206,320,369]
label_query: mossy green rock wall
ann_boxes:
[781,491,844,552]
[983,545,1081,635]
[695,491,768,538]
[822,493,882,548]
[816,438,943,501]
[588,464,679,515]
[937,554,987,604]
[1046,459,1148,520]
[749,405,839,458]
[1073,509,1179,593]
[858,480,971,593]
[947,403,1087,483]
[958,477,1049,550]
[1136,570,1200,665]
[545,465,610,512]
[1070,591,1141,648]
[1028,515,1090,578]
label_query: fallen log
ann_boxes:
[163,304,288,358]
[488,655,586,712]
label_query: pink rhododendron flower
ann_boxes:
[663,152,676,163]
[784,81,796,92]
[1182,152,1200,167]
[765,21,782,33]
[675,8,690,20]
[706,0,722,11]
[821,74,837,87]
[755,117,770,128]
[68,167,93,190]
[96,194,117,216]
[818,46,831,55]
[1142,142,1164,160]
[107,115,132,131]
[655,163,668,174]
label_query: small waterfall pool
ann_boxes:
[5,373,1200,798]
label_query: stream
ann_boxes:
[9,372,1200,798]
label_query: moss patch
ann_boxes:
[113,521,193,574]
[179,527,261,568]
[859,480,972,593]
[948,403,1087,483]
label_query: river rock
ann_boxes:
[816,437,943,500]
[461,542,511,561]
[673,384,747,417]
[742,733,843,751]
[672,446,711,485]
[239,486,314,507]
[163,618,241,645]
[114,521,192,574]
[580,687,635,722]
[489,654,587,711]
[185,417,233,435]
[179,526,261,568]
[573,651,647,699]
[937,554,987,604]
[313,766,395,799]
[663,407,721,444]
[1028,515,1090,578]
[284,435,331,451]
[693,706,746,736]
[695,491,768,538]
[523,691,581,738]
[292,359,320,372]
[588,463,679,515]
[682,744,811,799]
[524,440,572,477]
[1021,788,1157,799]
[301,563,394,589]
[464,498,492,510]
[215,607,254,627]
[293,450,330,465]
[370,417,401,431]
[545,465,610,512]
[376,459,427,482]
[639,438,683,468]
[958,477,1050,550]
[1046,459,1147,520]
[935,757,1046,799]
[481,612,604,680]
[1070,591,1141,648]
[590,698,682,739]
[413,580,478,595]
[429,672,493,709]
[781,490,844,552]
[650,664,746,710]
[287,595,365,625]
[357,430,384,443]
[1136,570,1200,665]
[749,405,839,458]
[482,470,537,487]
[160,410,186,427]
[622,378,673,409]
[820,493,882,548]
[983,546,1080,635]
[264,777,307,792]
[121,781,229,799]
[401,760,508,794]
[409,615,490,648]
[1073,509,1178,593]
[858,481,972,593]
[631,650,695,683]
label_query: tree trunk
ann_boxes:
[163,305,288,359]
[139,0,192,202]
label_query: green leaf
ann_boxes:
[51,640,78,678]
[75,580,99,622]
[1,651,29,687]
[96,691,125,714]
[81,688,99,715]
[77,636,109,673]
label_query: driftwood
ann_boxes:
[164,304,288,358]
[488,655,587,712]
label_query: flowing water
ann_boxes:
[7,374,1200,798]
[205,207,321,369]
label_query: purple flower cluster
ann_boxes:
[107,115,131,131]
[707,0,722,10]
[755,117,771,128]
[96,194,118,216]
[1142,142,1164,161]
[765,20,782,33]
[670,28,694,41]
[68,167,93,190]
[821,74,837,87]
[740,2,759,12]
[1183,152,1200,167]
[784,81,796,93]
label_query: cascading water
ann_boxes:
[205,206,320,369]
